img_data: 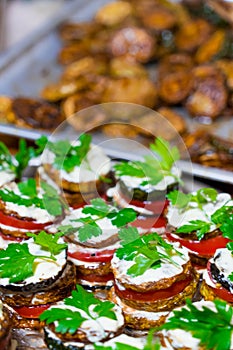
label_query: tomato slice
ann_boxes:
[78,272,114,283]
[0,210,51,230]
[166,232,229,256]
[115,276,192,302]
[131,215,167,230]
[119,191,168,215]
[68,248,116,263]
[13,304,51,319]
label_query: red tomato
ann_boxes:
[206,261,233,303]
[129,198,168,216]
[166,232,229,257]
[0,210,51,230]
[13,304,51,319]
[68,248,116,263]
[131,215,167,230]
[78,272,114,283]
[115,276,192,302]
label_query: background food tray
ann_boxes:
[0,0,232,186]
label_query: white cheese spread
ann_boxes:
[166,192,232,230]
[0,170,16,187]
[111,242,189,286]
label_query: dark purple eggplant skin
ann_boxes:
[44,328,84,350]
[210,260,233,292]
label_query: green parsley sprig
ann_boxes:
[0,178,65,217]
[159,299,233,350]
[0,137,46,180]
[42,133,92,172]
[0,231,67,283]
[59,198,137,242]
[167,188,218,211]
[116,230,183,277]
[114,137,180,187]
[40,284,117,335]
[167,189,233,240]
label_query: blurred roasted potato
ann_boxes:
[109,26,156,63]
[109,57,148,78]
[185,64,228,119]
[101,77,158,108]
[95,1,133,26]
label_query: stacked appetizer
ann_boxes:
[112,137,181,231]
[58,198,137,289]
[40,284,125,349]
[159,299,233,350]
[109,228,199,331]
[165,188,233,266]
[0,178,65,241]
[201,234,233,304]
[0,300,12,350]
[0,138,43,187]
[40,133,112,208]
[0,231,76,328]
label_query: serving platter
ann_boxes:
[0,0,232,186]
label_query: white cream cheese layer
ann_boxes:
[43,145,111,183]
[111,242,189,286]
[49,301,124,343]
[166,192,232,230]
[162,300,233,350]
[203,248,233,291]
[0,238,66,287]
[2,182,55,223]
[119,165,180,192]
[0,170,16,187]
[61,208,118,245]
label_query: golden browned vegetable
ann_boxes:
[102,77,158,108]
[185,65,228,119]
[175,19,213,52]
[95,1,133,26]
[109,26,156,63]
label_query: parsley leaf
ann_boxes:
[0,243,37,283]
[167,190,192,209]
[176,220,211,240]
[116,232,182,277]
[0,138,46,181]
[46,133,92,172]
[167,188,218,211]
[114,137,180,187]
[0,179,65,217]
[159,299,233,350]
[40,285,117,335]
[68,198,137,242]
[0,231,67,283]
[150,137,180,171]
[27,231,67,259]
[118,226,140,245]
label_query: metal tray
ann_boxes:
[0,0,232,185]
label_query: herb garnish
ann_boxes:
[0,231,67,283]
[59,198,137,242]
[116,229,183,277]
[159,299,233,350]
[42,133,92,172]
[0,138,45,180]
[0,178,65,216]
[114,137,180,187]
[40,284,117,334]
[167,189,233,240]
